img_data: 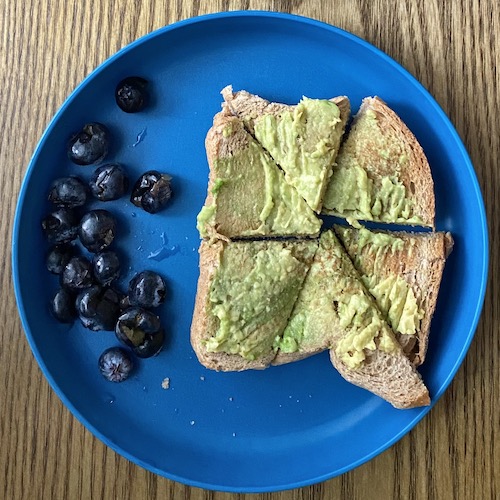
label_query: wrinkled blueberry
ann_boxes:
[48,176,87,207]
[128,270,166,308]
[61,256,93,290]
[67,122,109,165]
[130,171,172,214]
[76,285,121,331]
[46,244,75,275]
[78,209,116,252]
[51,288,77,323]
[98,347,133,382]
[115,77,148,113]
[41,208,79,244]
[92,251,120,286]
[89,163,129,201]
[115,307,164,358]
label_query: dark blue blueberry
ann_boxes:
[48,176,87,207]
[67,122,109,165]
[78,209,116,253]
[115,307,164,358]
[75,285,121,331]
[89,163,129,201]
[128,270,166,308]
[41,208,79,244]
[51,288,77,323]
[46,244,75,275]
[130,171,172,214]
[60,255,93,291]
[98,347,133,382]
[92,251,120,286]
[115,77,148,113]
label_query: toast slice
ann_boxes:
[335,225,453,365]
[222,86,350,213]
[274,230,429,409]
[322,97,435,228]
[191,239,318,371]
[197,108,321,240]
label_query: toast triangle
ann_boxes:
[191,239,318,371]
[334,225,453,365]
[197,107,321,240]
[322,96,435,228]
[273,230,429,409]
[222,86,350,213]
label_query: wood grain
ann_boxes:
[1,0,498,498]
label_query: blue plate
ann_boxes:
[12,11,488,492]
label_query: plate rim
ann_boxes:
[11,10,489,492]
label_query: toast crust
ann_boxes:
[335,226,453,365]
[190,240,277,371]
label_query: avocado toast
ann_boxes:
[273,230,429,409]
[335,225,453,365]
[197,107,321,240]
[222,86,350,213]
[321,96,435,228]
[191,239,317,371]
[192,87,445,409]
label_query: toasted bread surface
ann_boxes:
[191,239,317,371]
[222,86,350,213]
[273,230,430,409]
[198,108,321,240]
[322,96,435,228]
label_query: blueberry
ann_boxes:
[92,251,120,286]
[61,256,93,291]
[78,209,116,252]
[130,171,172,214]
[51,288,76,323]
[115,307,164,358]
[41,208,79,244]
[76,285,121,331]
[89,163,129,201]
[46,244,75,274]
[128,270,166,308]
[68,122,109,165]
[115,77,148,113]
[48,176,87,207]
[98,347,133,382]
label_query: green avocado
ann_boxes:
[322,107,423,224]
[196,125,321,239]
[336,226,424,336]
[253,98,342,212]
[205,240,317,360]
[277,231,398,368]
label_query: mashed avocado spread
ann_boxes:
[196,125,321,238]
[277,231,398,368]
[205,241,316,360]
[322,108,423,224]
[253,98,342,212]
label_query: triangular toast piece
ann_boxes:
[274,230,429,409]
[322,96,435,228]
[222,86,350,213]
[197,108,321,240]
[191,239,318,371]
[335,225,453,365]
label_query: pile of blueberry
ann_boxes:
[42,77,173,383]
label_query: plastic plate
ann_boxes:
[12,11,488,492]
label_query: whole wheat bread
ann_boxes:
[198,107,321,240]
[190,239,317,371]
[335,225,453,365]
[322,96,435,228]
[222,86,350,213]
[273,230,430,408]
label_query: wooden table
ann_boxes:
[1,1,498,498]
